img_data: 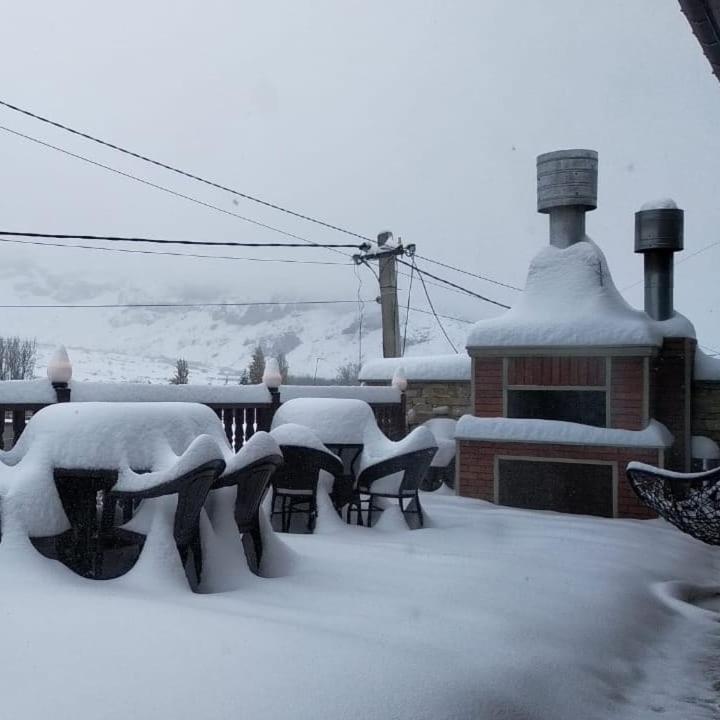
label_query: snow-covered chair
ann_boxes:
[269,424,342,532]
[271,399,374,513]
[627,461,720,545]
[206,432,283,572]
[352,426,438,528]
[420,417,457,490]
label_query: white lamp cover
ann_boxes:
[47,345,73,384]
[391,366,408,392]
[262,357,283,389]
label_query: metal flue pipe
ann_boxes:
[537,149,598,248]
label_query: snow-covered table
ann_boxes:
[1,402,230,579]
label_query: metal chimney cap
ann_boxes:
[634,207,684,254]
[537,149,598,214]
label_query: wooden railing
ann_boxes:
[0,380,406,450]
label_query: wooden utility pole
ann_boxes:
[354,232,414,358]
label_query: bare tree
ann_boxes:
[170,358,190,384]
[0,337,37,380]
[335,361,361,386]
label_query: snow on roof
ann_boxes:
[280,385,400,403]
[466,240,678,350]
[359,354,471,382]
[455,416,674,448]
[695,348,720,380]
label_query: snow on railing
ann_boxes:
[0,380,406,449]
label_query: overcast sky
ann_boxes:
[1,0,719,352]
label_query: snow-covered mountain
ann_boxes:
[25,301,474,383]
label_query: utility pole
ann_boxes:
[354,232,415,358]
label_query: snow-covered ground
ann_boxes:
[0,490,718,719]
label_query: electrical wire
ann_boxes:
[0,124,347,255]
[401,261,415,355]
[407,305,473,324]
[0,99,373,242]
[415,253,522,291]
[353,263,365,366]
[0,299,369,309]
[397,259,509,309]
[412,257,458,352]
[0,236,348,265]
[0,230,365,249]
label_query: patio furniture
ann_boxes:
[4,402,230,581]
[269,424,342,532]
[627,461,720,545]
[420,417,457,490]
[207,431,283,572]
[271,398,377,513]
[351,427,438,528]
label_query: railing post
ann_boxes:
[52,382,71,403]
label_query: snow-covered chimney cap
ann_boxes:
[47,345,72,384]
[634,204,684,254]
[537,149,598,214]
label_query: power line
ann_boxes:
[397,259,510,309]
[408,305,472,325]
[0,230,366,250]
[412,257,458,352]
[0,99,373,242]
[402,261,415,355]
[0,236,348,265]
[0,124,347,256]
[0,299,369,310]
[415,253,522,291]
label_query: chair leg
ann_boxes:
[367,496,374,527]
[415,492,424,528]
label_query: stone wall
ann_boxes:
[405,380,471,425]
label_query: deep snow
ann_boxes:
[0,490,717,719]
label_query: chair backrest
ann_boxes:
[627,464,720,545]
[357,447,437,495]
[229,455,283,532]
[272,445,343,493]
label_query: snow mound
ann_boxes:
[456,416,674,448]
[422,418,457,467]
[691,435,720,461]
[360,354,471,382]
[272,398,377,445]
[467,240,675,349]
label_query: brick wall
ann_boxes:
[457,439,660,519]
[507,357,605,386]
[610,357,645,430]
[474,358,504,416]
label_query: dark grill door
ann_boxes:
[498,459,613,517]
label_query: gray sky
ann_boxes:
[1,0,719,352]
